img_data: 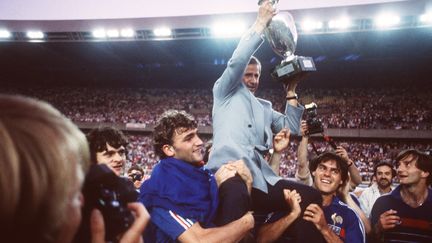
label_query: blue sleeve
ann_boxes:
[150,207,197,241]
[345,210,366,243]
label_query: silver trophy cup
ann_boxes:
[262,0,316,84]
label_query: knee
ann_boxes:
[219,175,249,200]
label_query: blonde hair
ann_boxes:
[0,95,90,242]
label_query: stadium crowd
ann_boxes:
[3,86,431,130]
[125,134,430,181]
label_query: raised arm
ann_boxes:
[213,0,275,102]
[338,176,372,235]
[335,146,362,187]
[296,120,311,185]
[268,128,290,175]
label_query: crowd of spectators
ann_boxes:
[3,86,431,130]
[3,86,430,182]
[124,133,430,182]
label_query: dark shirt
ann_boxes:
[371,185,432,242]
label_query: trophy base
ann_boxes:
[271,56,316,84]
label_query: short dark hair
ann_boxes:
[310,152,349,186]
[395,149,432,185]
[87,127,128,164]
[373,161,396,178]
[127,165,144,175]
[153,110,197,159]
[248,56,261,69]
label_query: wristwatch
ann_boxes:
[286,94,298,100]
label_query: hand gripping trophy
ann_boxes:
[261,0,317,84]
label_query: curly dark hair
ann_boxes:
[86,127,128,164]
[153,110,197,159]
[309,152,349,187]
[395,149,432,185]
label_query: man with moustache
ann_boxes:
[371,149,432,242]
[359,161,395,218]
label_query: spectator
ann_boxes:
[371,149,432,242]
[87,127,128,176]
[127,165,145,191]
[359,161,396,218]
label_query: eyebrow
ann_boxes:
[183,132,196,141]
[319,164,340,171]
[102,147,125,155]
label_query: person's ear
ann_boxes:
[162,145,175,157]
[421,171,430,180]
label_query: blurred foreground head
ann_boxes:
[0,95,90,243]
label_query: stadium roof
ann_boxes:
[0,0,430,89]
[0,0,427,32]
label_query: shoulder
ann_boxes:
[335,199,359,219]
[329,198,361,226]
[372,193,395,210]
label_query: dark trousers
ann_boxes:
[214,175,325,243]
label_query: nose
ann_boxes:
[196,137,204,147]
[113,152,124,162]
[322,168,331,177]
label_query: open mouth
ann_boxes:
[112,164,123,170]
[320,179,331,184]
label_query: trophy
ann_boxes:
[261,0,316,84]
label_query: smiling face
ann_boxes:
[397,154,428,186]
[312,159,343,195]
[95,143,126,176]
[166,128,203,164]
[242,64,261,94]
[376,165,393,190]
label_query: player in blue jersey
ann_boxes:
[304,152,366,243]
[139,110,254,242]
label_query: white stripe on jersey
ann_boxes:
[169,210,193,230]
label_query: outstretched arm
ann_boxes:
[177,212,254,243]
[296,120,311,184]
[213,0,276,102]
